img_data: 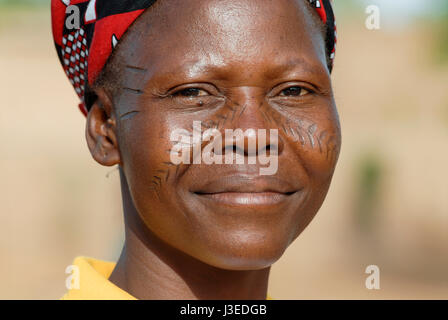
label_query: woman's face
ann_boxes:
[98,0,341,270]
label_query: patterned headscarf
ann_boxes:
[51,0,336,116]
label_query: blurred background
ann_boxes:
[0,0,447,299]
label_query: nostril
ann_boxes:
[258,144,279,157]
[224,144,239,154]
[220,128,283,157]
[259,144,270,157]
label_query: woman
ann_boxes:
[52,0,340,300]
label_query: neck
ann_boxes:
[109,169,270,300]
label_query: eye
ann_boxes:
[172,88,209,97]
[279,86,310,97]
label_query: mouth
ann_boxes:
[194,191,296,206]
[192,175,301,206]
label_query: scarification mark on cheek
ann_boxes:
[153,175,162,186]
[216,114,228,128]
[268,112,277,126]
[149,178,161,199]
[165,169,170,182]
[325,137,332,160]
[325,135,340,165]
[149,173,164,199]
[287,122,299,141]
[230,107,238,122]
[296,120,307,146]
[259,109,274,126]
[217,114,228,121]
[269,112,281,127]
[202,119,218,131]
[278,115,340,166]
[259,109,270,124]
[149,184,161,199]
[239,104,247,117]
[317,130,327,153]
[281,123,288,135]
[307,124,317,149]
[281,119,299,144]
[228,98,241,108]
[225,104,236,113]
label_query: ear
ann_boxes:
[85,88,121,166]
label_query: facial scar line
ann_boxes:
[153,175,162,186]
[119,110,140,120]
[123,87,143,95]
[165,170,170,182]
[125,65,148,73]
[239,104,247,117]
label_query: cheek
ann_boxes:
[284,108,341,182]
[116,113,195,240]
[281,109,341,238]
[117,113,177,197]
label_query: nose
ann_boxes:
[221,88,284,158]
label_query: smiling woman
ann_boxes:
[52,0,340,300]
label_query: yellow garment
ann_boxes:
[62,256,136,300]
[62,256,272,300]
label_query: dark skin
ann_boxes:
[86,0,341,299]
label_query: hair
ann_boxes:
[89,0,330,111]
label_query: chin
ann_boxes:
[189,227,293,271]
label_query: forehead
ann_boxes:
[116,0,327,81]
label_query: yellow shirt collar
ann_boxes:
[62,256,272,300]
[62,256,136,300]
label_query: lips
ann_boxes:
[192,175,301,206]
